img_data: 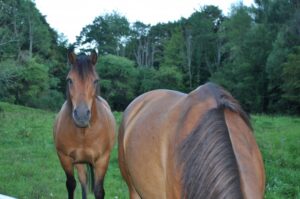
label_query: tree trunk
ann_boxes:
[13,7,21,60]
[28,15,33,58]
[185,30,193,89]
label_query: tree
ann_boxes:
[136,66,184,95]
[96,54,137,110]
[130,21,151,67]
[265,31,288,112]
[77,12,130,55]
[281,47,300,113]
[154,66,184,91]
[162,27,185,70]
[184,6,224,88]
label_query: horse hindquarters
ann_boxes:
[118,123,141,199]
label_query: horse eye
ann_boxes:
[94,79,99,86]
[67,78,73,85]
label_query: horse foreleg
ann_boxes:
[76,164,88,199]
[93,153,110,199]
[58,152,76,199]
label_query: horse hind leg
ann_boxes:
[128,187,141,199]
[118,145,141,199]
[76,164,88,199]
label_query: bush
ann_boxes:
[137,66,184,95]
[0,60,21,103]
[136,67,159,94]
[0,58,63,110]
[18,58,50,107]
[97,54,137,110]
[155,66,184,91]
[29,89,64,111]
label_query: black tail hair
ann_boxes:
[87,163,95,192]
[179,107,243,199]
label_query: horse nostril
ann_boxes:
[86,109,91,117]
[73,109,79,119]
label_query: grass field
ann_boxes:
[0,101,299,199]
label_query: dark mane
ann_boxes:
[179,82,247,199]
[71,53,96,80]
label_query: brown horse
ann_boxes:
[119,83,265,199]
[53,50,115,199]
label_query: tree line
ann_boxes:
[0,0,299,114]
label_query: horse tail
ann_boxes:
[87,163,95,192]
[179,106,243,199]
[179,83,255,198]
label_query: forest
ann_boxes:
[0,0,300,114]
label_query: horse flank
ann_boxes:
[179,83,251,199]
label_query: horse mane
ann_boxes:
[179,83,250,199]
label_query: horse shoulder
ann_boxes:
[96,97,116,146]
[53,101,69,138]
[97,96,111,111]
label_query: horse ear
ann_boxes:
[68,50,76,65]
[90,50,98,66]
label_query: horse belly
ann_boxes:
[125,129,168,198]
[127,153,166,198]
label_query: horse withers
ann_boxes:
[53,50,115,199]
[118,83,265,199]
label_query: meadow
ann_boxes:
[0,101,299,199]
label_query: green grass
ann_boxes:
[0,102,127,199]
[0,102,299,198]
[252,115,300,199]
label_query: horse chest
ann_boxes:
[57,129,104,164]
[69,148,96,164]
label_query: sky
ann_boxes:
[34,0,254,43]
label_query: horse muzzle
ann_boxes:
[72,104,91,128]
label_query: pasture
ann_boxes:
[0,101,299,199]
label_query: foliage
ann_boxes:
[136,67,158,94]
[77,11,130,55]
[154,66,184,91]
[0,58,64,110]
[0,0,67,110]
[0,64,20,105]
[281,47,300,113]
[136,66,183,94]
[1,0,300,114]
[97,54,137,110]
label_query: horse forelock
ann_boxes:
[71,53,97,80]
